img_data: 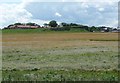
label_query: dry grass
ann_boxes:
[2,32,119,81]
[3,32,118,49]
[2,32,118,69]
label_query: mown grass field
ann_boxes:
[2,29,119,81]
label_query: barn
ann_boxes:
[7,25,40,29]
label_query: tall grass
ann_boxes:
[2,69,118,81]
[2,31,118,81]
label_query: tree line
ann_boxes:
[4,20,115,32]
[45,20,113,32]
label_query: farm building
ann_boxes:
[7,25,40,29]
[4,23,41,29]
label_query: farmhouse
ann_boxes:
[7,25,40,29]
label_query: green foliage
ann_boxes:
[89,26,101,32]
[2,27,89,34]
[61,22,69,27]
[14,23,22,25]
[70,28,88,32]
[43,23,49,27]
[90,26,96,32]
[4,21,112,33]
[69,23,78,26]
[49,20,58,27]
[2,69,118,81]
[2,28,51,34]
[50,27,70,31]
[7,24,14,28]
[26,22,37,26]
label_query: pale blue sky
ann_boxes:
[0,0,119,28]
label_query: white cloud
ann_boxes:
[106,19,118,28]
[0,0,48,28]
[28,19,50,26]
[28,0,119,2]
[62,0,119,2]
[0,0,118,28]
[0,3,33,28]
[55,12,62,17]
[98,8,104,11]
[1,0,118,2]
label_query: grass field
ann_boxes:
[2,29,119,81]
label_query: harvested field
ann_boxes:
[2,31,119,81]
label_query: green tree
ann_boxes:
[26,22,36,26]
[43,23,49,27]
[61,22,70,27]
[14,23,22,25]
[70,23,78,26]
[90,26,97,32]
[49,20,58,27]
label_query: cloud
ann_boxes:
[0,0,118,28]
[55,12,62,17]
[21,0,119,2]
[0,3,32,28]
[0,0,49,28]
[98,8,104,11]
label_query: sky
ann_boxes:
[0,0,119,28]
